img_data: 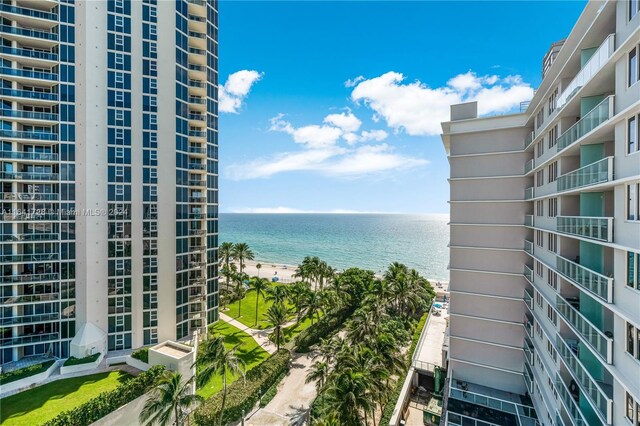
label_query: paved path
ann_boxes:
[246,351,318,426]
[219,312,277,354]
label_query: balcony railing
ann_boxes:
[188,14,206,22]
[0,150,58,161]
[556,96,614,151]
[0,24,58,41]
[525,215,534,227]
[525,187,534,200]
[188,113,206,121]
[0,67,57,81]
[556,35,615,110]
[556,256,613,303]
[189,147,207,154]
[0,312,59,326]
[524,319,533,339]
[556,374,588,426]
[524,287,534,311]
[188,179,206,186]
[189,163,206,170]
[189,130,206,138]
[0,273,58,284]
[525,159,534,174]
[2,192,58,201]
[188,31,206,39]
[188,64,205,72]
[3,212,59,221]
[1,88,57,101]
[524,240,533,255]
[188,79,206,88]
[188,47,206,55]
[189,229,206,236]
[187,0,207,5]
[524,131,535,150]
[0,293,59,305]
[0,109,58,121]
[556,157,613,193]
[0,171,58,181]
[557,216,613,242]
[524,265,533,285]
[556,295,612,363]
[188,97,206,105]
[0,46,58,62]
[0,332,60,346]
[0,253,58,262]
[0,129,58,141]
[0,3,58,21]
[556,336,612,423]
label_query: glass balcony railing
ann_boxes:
[188,179,206,186]
[556,35,615,110]
[0,3,58,21]
[556,96,613,151]
[556,295,612,363]
[189,147,207,154]
[524,131,535,150]
[524,265,533,285]
[189,130,206,137]
[2,192,58,201]
[524,287,533,311]
[0,293,59,305]
[556,336,612,423]
[0,332,60,346]
[189,79,206,88]
[0,171,58,180]
[188,113,206,121]
[189,47,206,55]
[0,130,58,141]
[0,66,57,81]
[556,374,588,426]
[188,31,206,39]
[188,97,206,105]
[188,64,205,72]
[0,273,59,284]
[525,215,534,227]
[187,0,207,5]
[524,319,533,339]
[524,240,534,255]
[0,24,58,41]
[525,159,534,174]
[0,312,59,326]
[556,256,612,303]
[1,88,57,101]
[19,233,58,241]
[189,163,207,170]
[3,212,59,221]
[188,14,206,22]
[556,157,613,193]
[525,187,534,200]
[557,216,613,242]
[0,109,58,121]
[0,46,58,61]
[524,361,534,395]
[0,253,58,262]
[0,150,58,161]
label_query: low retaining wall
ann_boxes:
[105,355,149,372]
[0,359,61,398]
[60,353,104,375]
[90,392,148,426]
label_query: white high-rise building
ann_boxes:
[1,0,219,365]
[440,1,639,425]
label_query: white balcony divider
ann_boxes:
[556,34,615,110]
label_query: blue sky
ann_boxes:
[218,1,586,214]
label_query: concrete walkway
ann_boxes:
[246,351,318,426]
[219,312,277,354]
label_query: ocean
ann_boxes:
[219,213,450,282]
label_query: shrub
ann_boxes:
[0,360,55,385]
[43,365,165,426]
[193,349,290,425]
[294,307,351,352]
[131,347,149,363]
[63,353,100,366]
[259,370,287,408]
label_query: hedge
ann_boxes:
[63,353,100,366]
[43,365,165,426]
[131,347,149,363]
[193,349,290,425]
[294,307,351,352]
[0,360,55,385]
[259,370,287,408]
[379,309,431,426]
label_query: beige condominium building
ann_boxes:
[1,0,219,366]
[440,1,639,425]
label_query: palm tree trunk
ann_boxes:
[255,292,259,325]
[238,297,242,318]
[175,406,180,426]
[219,374,227,426]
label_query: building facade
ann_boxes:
[1,0,219,365]
[440,1,640,425]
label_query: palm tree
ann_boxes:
[219,242,234,287]
[250,276,270,326]
[139,372,203,426]
[383,262,409,311]
[220,263,237,292]
[305,360,329,392]
[301,290,323,325]
[321,369,373,425]
[288,281,311,322]
[193,336,246,426]
[265,302,289,350]
[256,263,262,277]
[231,242,254,276]
[266,284,288,306]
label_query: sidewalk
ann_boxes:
[219,312,277,354]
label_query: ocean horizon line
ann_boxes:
[222,211,450,216]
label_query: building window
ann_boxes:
[536,200,544,217]
[536,230,544,247]
[536,140,544,158]
[536,108,544,130]
[548,233,557,254]
[627,322,640,360]
[548,125,558,149]
[548,88,558,114]
[628,183,639,221]
[631,0,640,21]
[536,170,544,187]
[629,252,640,290]
[548,161,558,183]
[548,197,557,217]
[630,46,639,87]
[536,260,544,278]
[630,116,638,154]
[535,291,543,307]
[547,270,558,289]
[547,305,557,326]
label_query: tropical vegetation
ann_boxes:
[140,372,203,426]
[62,352,100,366]
[0,360,55,385]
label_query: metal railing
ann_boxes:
[556,374,588,426]
[0,273,58,284]
[557,216,613,242]
[0,293,59,305]
[1,88,57,101]
[0,171,58,181]
[556,157,613,192]
[0,312,59,326]
[0,253,58,262]
[0,3,58,20]
[0,24,58,41]
[556,295,612,363]
[2,192,58,201]
[0,332,60,346]
[0,109,58,121]
[556,256,613,303]
[0,46,58,61]
[0,151,58,161]
[0,66,57,81]
[556,96,614,151]
[0,129,58,141]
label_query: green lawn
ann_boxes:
[225,289,294,330]
[283,315,316,342]
[0,370,131,426]
[196,320,270,399]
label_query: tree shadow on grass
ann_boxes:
[239,347,269,366]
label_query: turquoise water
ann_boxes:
[219,214,450,281]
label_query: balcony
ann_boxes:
[3,212,59,221]
[188,130,206,138]
[525,215,534,227]
[556,256,612,303]
[556,374,589,426]
[4,232,58,242]
[189,146,207,155]
[0,24,58,41]
[0,171,58,181]
[0,293,59,305]
[188,163,207,171]
[0,253,58,262]
[556,157,613,193]
[556,96,613,151]
[524,240,534,255]
[557,216,613,242]
[524,319,533,340]
[0,332,60,347]
[188,179,206,187]
[524,265,533,285]
[1,87,58,102]
[0,150,58,162]
[0,129,58,142]
[556,336,612,423]
[0,109,58,122]
[525,187,534,200]
[556,35,615,110]
[2,192,58,201]
[524,131,535,150]
[0,312,59,326]
[0,46,58,62]
[189,229,206,236]
[525,159,534,174]
[0,3,58,21]
[524,287,533,311]
[189,195,206,203]
[0,273,58,284]
[556,295,612,363]
[0,66,57,82]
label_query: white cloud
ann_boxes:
[323,111,362,133]
[360,130,388,142]
[351,71,534,136]
[344,76,365,88]
[219,70,263,113]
